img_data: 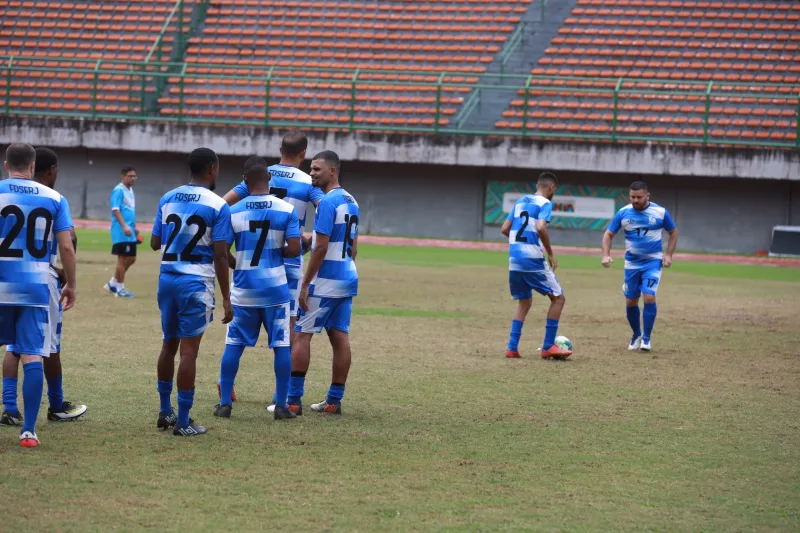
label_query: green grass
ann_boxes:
[4,230,798,532]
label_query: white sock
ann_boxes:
[117,282,125,290]
[109,277,119,287]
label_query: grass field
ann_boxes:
[3,229,799,532]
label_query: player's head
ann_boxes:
[188,147,219,190]
[309,150,340,191]
[536,171,558,200]
[120,166,137,188]
[243,156,267,174]
[279,130,308,166]
[629,181,650,211]
[34,147,59,188]
[243,163,270,194]
[4,143,36,178]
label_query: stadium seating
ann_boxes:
[0,0,191,114]
[158,0,532,128]
[495,0,800,144]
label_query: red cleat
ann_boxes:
[505,350,522,358]
[540,344,572,359]
[20,431,40,448]
[217,382,237,403]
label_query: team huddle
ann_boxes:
[1,132,677,448]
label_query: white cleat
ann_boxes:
[628,336,643,351]
[640,339,652,352]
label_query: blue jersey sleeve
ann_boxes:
[314,197,335,236]
[152,198,163,238]
[539,201,553,223]
[662,209,676,232]
[232,181,250,200]
[53,196,73,234]
[110,187,123,211]
[212,203,234,244]
[608,211,623,234]
[285,208,301,239]
[309,186,324,206]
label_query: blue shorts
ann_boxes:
[295,296,352,334]
[225,303,290,348]
[7,273,61,355]
[0,305,50,357]
[509,270,563,300]
[157,274,215,341]
[286,266,301,318]
[623,265,663,299]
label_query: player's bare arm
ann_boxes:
[56,230,77,311]
[536,218,557,272]
[223,189,242,206]
[299,232,329,312]
[150,233,161,251]
[351,234,358,261]
[663,227,678,268]
[500,219,512,237]
[213,241,233,324]
[112,208,132,237]
[284,237,301,258]
[601,230,616,267]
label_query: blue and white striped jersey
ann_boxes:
[232,164,324,270]
[310,188,359,298]
[153,185,233,280]
[507,194,552,272]
[230,194,301,307]
[49,195,71,270]
[0,178,73,307]
[607,202,675,269]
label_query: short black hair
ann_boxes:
[281,130,308,157]
[188,147,218,177]
[245,164,270,185]
[538,171,558,186]
[121,166,136,176]
[311,150,340,172]
[34,147,58,175]
[5,143,36,172]
[630,181,648,191]
[244,156,267,171]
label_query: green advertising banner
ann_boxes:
[484,182,628,230]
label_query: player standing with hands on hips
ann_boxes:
[601,181,678,352]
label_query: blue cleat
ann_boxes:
[116,288,135,298]
[102,282,118,295]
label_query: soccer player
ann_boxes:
[601,181,678,352]
[501,172,572,360]
[0,143,77,448]
[151,148,233,437]
[214,164,302,420]
[104,166,139,298]
[288,150,359,415]
[2,148,87,428]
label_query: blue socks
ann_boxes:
[542,318,559,350]
[288,372,305,405]
[46,375,63,411]
[2,376,18,414]
[273,346,291,408]
[643,302,657,341]
[507,320,524,352]
[177,389,194,428]
[626,305,642,338]
[157,380,173,414]
[219,344,245,407]
[327,383,345,406]
[21,362,43,434]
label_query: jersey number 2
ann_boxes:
[0,205,53,259]
[514,211,530,243]
[162,214,207,262]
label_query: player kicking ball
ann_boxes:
[601,181,678,352]
[214,164,301,421]
[501,172,572,359]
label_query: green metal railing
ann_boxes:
[499,23,525,75]
[0,55,797,150]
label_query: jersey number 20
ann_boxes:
[0,205,53,259]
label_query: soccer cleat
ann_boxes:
[273,405,298,420]
[310,401,342,415]
[267,402,303,415]
[0,410,23,426]
[628,335,643,351]
[157,409,178,430]
[20,431,40,448]
[173,422,208,436]
[640,339,652,352]
[540,344,573,359]
[214,403,232,418]
[103,282,118,295]
[216,382,237,403]
[115,288,135,298]
[47,401,87,421]
[505,350,522,358]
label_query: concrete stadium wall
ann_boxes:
[3,147,797,254]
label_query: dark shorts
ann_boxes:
[111,242,137,257]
